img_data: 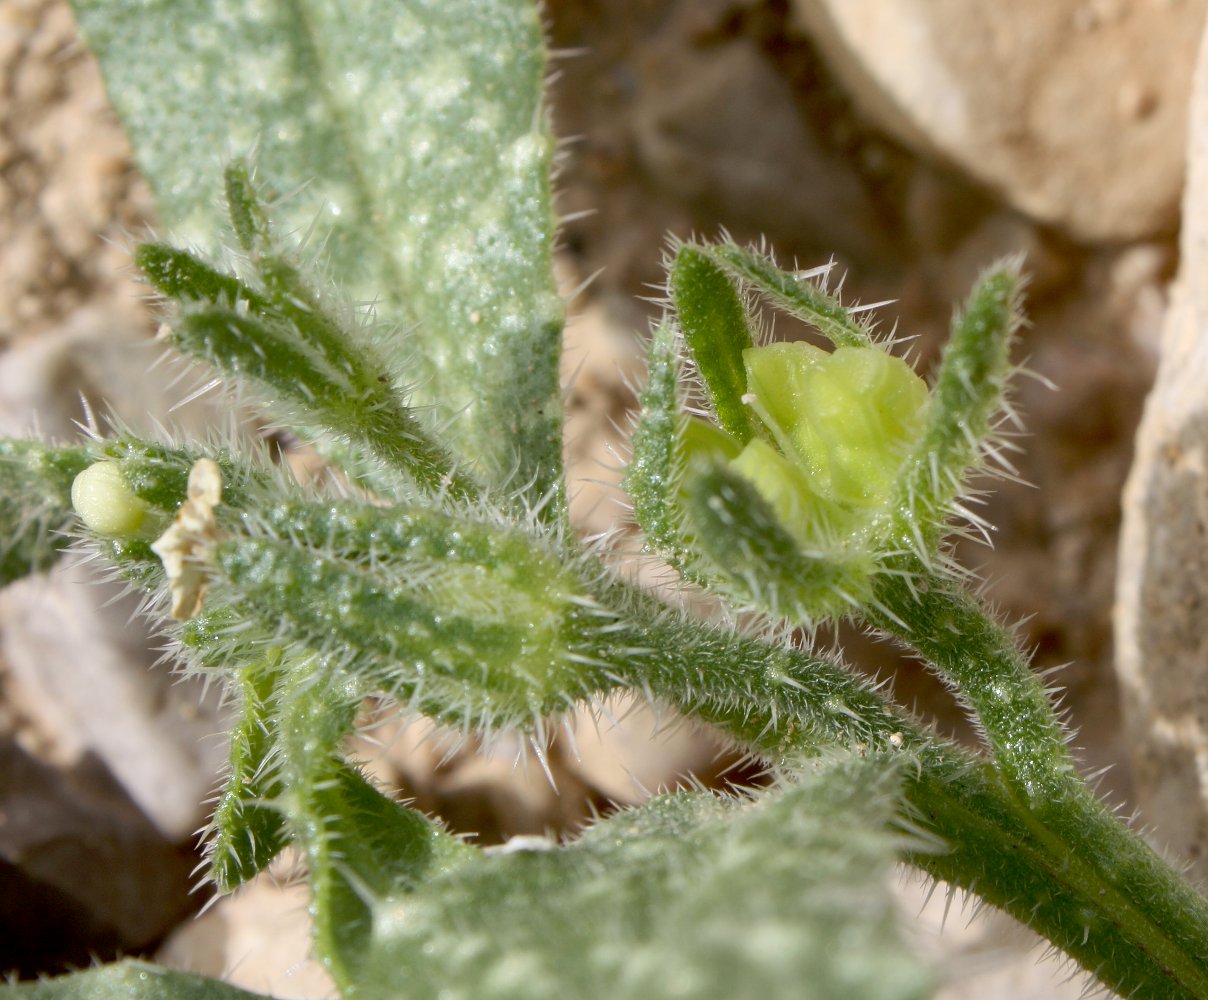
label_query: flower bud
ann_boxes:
[71,461,151,538]
[741,342,929,511]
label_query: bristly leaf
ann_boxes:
[71,0,565,513]
[355,753,929,1000]
[0,959,277,999]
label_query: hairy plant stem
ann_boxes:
[866,563,1208,999]
[604,600,1208,997]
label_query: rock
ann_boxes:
[1116,14,1208,877]
[0,560,225,841]
[894,876,1101,1000]
[791,0,1207,242]
[0,736,200,976]
[157,860,334,1000]
[631,34,891,264]
[560,293,642,540]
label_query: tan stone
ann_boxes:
[792,0,1207,242]
[1116,13,1208,877]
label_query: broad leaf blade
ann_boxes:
[0,960,275,1000]
[357,754,930,1000]
[71,0,564,507]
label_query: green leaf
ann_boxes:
[71,0,564,509]
[136,242,474,500]
[0,960,275,1000]
[356,754,930,1000]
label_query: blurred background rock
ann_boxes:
[3,0,1205,996]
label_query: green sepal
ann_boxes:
[624,321,701,575]
[270,665,471,994]
[670,246,757,442]
[680,459,875,623]
[706,242,873,349]
[174,305,342,407]
[221,161,375,384]
[137,232,475,501]
[890,262,1022,555]
[106,439,265,510]
[135,243,265,312]
[729,437,848,545]
[223,160,271,256]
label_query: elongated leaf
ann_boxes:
[71,0,564,507]
[0,960,275,1000]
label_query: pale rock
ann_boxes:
[0,733,200,963]
[568,694,730,806]
[157,862,336,1000]
[1115,14,1208,877]
[0,559,223,840]
[792,0,1207,242]
[893,875,1104,999]
[0,305,233,441]
[560,294,641,539]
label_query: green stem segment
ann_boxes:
[271,661,471,997]
[206,651,289,892]
[618,606,1208,998]
[867,566,1208,999]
